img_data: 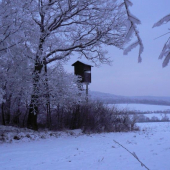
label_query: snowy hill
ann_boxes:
[90,91,170,105]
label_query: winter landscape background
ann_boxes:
[1,0,170,169]
[1,91,170,170]
[1,101,170,170]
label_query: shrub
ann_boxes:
[48,100,138,133]
[79,101,138,133]
[1,100,138,133]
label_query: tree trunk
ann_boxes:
[27,59,43,130]
[27,57,51,130]
[46,103,51,129]
[23,105,28,127]
[27,101,38,130]
[1,103,5,125]
[27,34,49,130]
[4,95,11,125]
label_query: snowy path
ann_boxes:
[0,122,170,170]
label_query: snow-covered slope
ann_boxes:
[0,122,170,170]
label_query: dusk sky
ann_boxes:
[64,0,170,97]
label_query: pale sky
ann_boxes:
[64,0,170,97]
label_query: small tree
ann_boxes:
[45,62,86,128]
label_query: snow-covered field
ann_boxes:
[0,122,170,170]
[114,103,170,112]
[110,103,170,120]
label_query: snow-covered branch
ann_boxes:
[123,0,144,63]
[153,14,170,67]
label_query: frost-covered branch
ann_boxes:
[123,0,144,62]
[30,0,127,65]
[153,14,170,28]
[153,14,170,67]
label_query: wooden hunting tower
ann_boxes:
[72,61,92,83]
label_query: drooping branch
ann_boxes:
[123,0,144,63]
[153,14,170,67]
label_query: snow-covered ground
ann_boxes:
[0,122,170,170]
[109,103,170,120]
[113,103,170,112]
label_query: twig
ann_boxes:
[154,32,170,40]
[113,140,150,170]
